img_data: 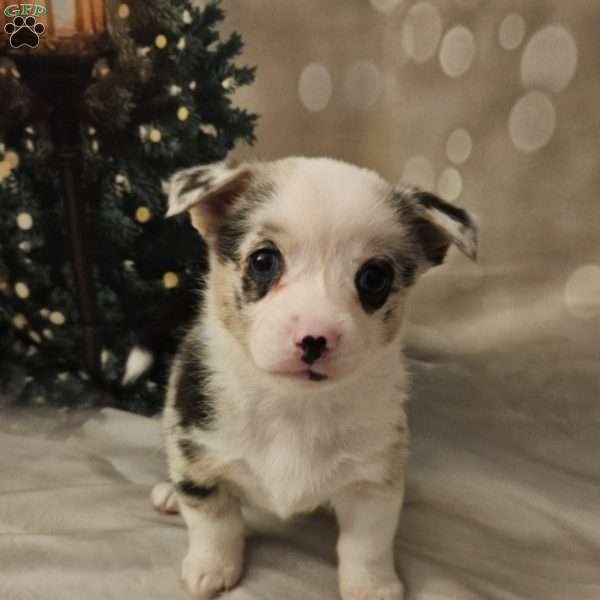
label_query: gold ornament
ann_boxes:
[136,206,151,223]
[118,3,130,18]
[0,161,11,179]
[13,313,27,329]
[5,150,19,169]
[14,282,30,299]
[177,106,190,121]
[162,271,179,288]
[149,128,162,142]
[49,311,66,325]
[17,212,33,230]
[155,34,168,49]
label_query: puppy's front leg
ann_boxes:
[176,482,245,600]
[332,483,405,600]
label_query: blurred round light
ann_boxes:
[49,311,66,325]
[298,63,333,112]
[446,128,472,164]
[343,60,381,111]
[437,167,462,201]
[509,91,556,153]
[370,0,402,13]
[13,313,27,329]
[402,2,443,64]
[17,212,33,230]
[14,282,30,299]
[5,150,19,169]
[499,13,526,51]
[564,265,600,319]
[440,26,476,78]
[521,25,577,93]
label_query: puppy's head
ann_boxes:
[166,158,477,386]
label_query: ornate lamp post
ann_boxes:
[1,1,114,376]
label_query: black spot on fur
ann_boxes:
[413,191,470,227]
[391,189,460,267]
[413,216,449,266]
[393,256,417,287]
[174,340,215,429]
[383,307,394,322]
[176,479,216,499]
[178,439,202,461]
[241,267,276,303]
[217,212,248,263]
[214,181,276,265]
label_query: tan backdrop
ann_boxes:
[219,0,600,418]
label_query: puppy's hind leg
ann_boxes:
[151,481,180,514]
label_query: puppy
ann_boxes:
[151,157,477,600]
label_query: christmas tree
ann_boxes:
[0,1,257,414]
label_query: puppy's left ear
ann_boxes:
[399,189,478,267]
[164,160,253,239]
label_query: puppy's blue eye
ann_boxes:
[248,248,282,280]
[355,259,394,312]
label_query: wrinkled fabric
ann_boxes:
[1,348,599,599]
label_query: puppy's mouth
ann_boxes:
[307,370,328,382]
[274,368,330,383]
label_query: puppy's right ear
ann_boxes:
[164,161,252,239]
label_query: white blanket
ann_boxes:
[1,353,599,600]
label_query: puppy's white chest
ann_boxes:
[211,400,398,520]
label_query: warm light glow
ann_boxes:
[1,0,107,53]
[52,0,76,35]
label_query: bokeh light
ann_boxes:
[440,26,476,78]
[446,128,472,165]
[521,25,577,93]
[437,167,462,201]
[564,265,600,319]
[298,63,333,112]
[499,13,526,51]
[370,0,402,14]
[402,2,443,64]
[509,91,556,153]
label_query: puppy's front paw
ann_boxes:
[181,549,243,599]
[341,577,404,600]
[151,481,180,514]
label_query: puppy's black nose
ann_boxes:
[300,335,327,365]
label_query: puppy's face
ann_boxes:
[167,158,477,385]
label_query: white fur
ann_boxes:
[121,346,154,385]
[194,305,408,520]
